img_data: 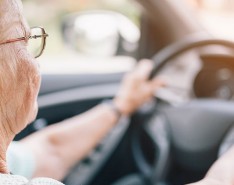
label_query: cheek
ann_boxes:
[28,101,39,123]
[0,46,41,133]
[27,74,41,123]
[17,56,41,124]
[19,52,41,94]
[19,70,41,125]
[25,66,41,109]
[29,71,41,98]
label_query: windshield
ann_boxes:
[23,0,141,74]
[23,0,234,74]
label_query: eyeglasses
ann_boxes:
[0,26,49,58]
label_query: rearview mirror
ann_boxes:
[62,10,140,57]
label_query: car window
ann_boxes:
[23,0,141,74]
[24,0,234,75]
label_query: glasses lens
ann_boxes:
[27,27,44,58]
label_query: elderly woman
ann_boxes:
[1,0,234,185]
[0,0,165,184]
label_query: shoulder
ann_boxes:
[0,173,27,185]
[0,174,64,185]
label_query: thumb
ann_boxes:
[152,78,167,90]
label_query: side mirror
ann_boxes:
[62,10,140,57]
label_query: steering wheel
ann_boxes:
[131,32,234,185]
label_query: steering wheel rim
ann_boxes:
[132,33,234,185]
[149,32,234,79]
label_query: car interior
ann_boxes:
[16,0,234,184]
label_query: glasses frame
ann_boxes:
[0,26,49,58]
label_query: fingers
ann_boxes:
[152,78,166,89]
[115,59,166,115]
[126,60,166,98]
[145,79,164,99]
[133,59,153,80]
[123,59,153,89]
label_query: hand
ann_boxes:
[187,146,234,185]
[113,59,165,116]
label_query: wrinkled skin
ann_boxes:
[0,0,41,173]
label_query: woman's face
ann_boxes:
[0,0,41,134]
